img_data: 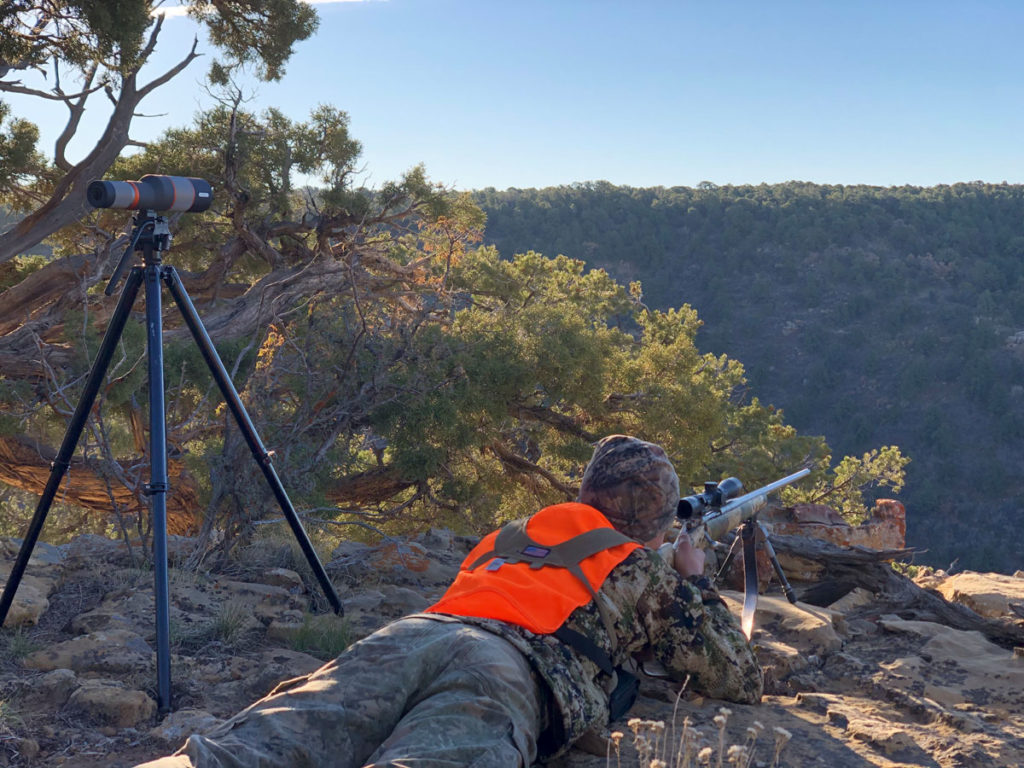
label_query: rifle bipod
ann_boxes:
[715,520,798,639]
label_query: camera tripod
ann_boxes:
[0,210,342,711]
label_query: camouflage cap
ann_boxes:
[578,435,680,542]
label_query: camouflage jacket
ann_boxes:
[449,546,763,758]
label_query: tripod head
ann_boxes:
[89,174,213,296]
[103,210,173,296]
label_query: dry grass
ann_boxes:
[606,683,792,768]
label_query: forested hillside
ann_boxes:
[474,182,1024,573]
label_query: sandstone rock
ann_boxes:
[34,667,77,708]
[753,638,811,680]
[65,679,156,727]
[934,570,1024,619]
[722,592,844,655]
[23,629,153,674]
[15,667,79,708]
[262,567,305,592]
[826,586,875,613]
[369,541,432,573]
[265,609,306,643]
[9,530,1024,768]
[763,499,906,550]
[59,533,131,565]
[771,551,826,582]
[191,649,320,708]
[203,679,250,717]
[150,708,222,746]
[331,539,371,560]
[329,534,464,593]
[0,547,64,627]
[377,584,431,616]
[877,617,1024,714]
[0,578,48,627]
[0,538,63,566]
[213,579,293,607]
[341,589,390,636]
[69,606,138,635]
[845,710,925,757]
[71,583,170,635]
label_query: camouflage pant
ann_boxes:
[135,616,543,768]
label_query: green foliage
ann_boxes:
[0,102,46,209]
[891,560,935,579]
[170,601,253,652]
[782,446,910,523]
[208,602,252,644]
[189,0,319,82]
[287,613,353,660]
[0,0,152,73]
[0,627,40,663]
[0,1,315,81]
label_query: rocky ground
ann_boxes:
[1,526,1023,768]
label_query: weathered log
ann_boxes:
[769,533,1024,649]
[0,436,198,535]
[325,465,416,507]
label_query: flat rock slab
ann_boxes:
[934,571,1024,619]
[23,629,154,674]
[877,617,1024,715]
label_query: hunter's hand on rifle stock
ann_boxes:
[672,533,705,578]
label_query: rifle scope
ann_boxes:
[87,174,213,213]
[676,477,744,519]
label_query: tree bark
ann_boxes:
[0,436,199,535]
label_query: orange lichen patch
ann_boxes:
[367,542,432,573]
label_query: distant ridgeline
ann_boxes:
[473,181,1024,574]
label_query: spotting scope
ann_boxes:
[87,174,213,212]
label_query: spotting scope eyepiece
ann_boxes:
[87,174,213,212]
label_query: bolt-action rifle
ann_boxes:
[665,469,811,639]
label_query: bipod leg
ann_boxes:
[161,267,342,615]
[714,531,743,582]
[739,521,758,640]
[0,269,145,627]
[757,521,797,604]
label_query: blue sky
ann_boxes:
[10,0,1024,191]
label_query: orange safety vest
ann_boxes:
[425,502,641,634]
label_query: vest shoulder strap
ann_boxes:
[465,516,636,651]
[467,518,634,572]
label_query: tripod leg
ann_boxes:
[161,267,342,615]
[144,263,173,712]
[0,269,144,627]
